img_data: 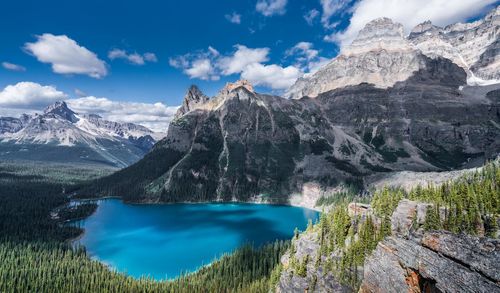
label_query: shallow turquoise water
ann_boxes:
[73,199,319,280]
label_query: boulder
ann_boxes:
[360,231,500,293]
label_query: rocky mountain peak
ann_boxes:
[410,20,442,36]
[220,79,254,94]
[43,101,78,123]
[346,17,411,55]
[174,85,210,119]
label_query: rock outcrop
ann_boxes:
[276,231,350,293]
[360,231,500,293]
[174,85,209,119]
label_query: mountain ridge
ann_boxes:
[286,6,499,99]
[0,101,165,167]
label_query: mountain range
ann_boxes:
[285,7,499,99]
[78,6,500,203]
[0,101,165,167]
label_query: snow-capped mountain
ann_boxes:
[0,101,166,167]
[285,6,499,99]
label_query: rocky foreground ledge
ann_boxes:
[360,231,500,292]
[276,196,500,292]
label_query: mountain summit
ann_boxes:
[286,7,499,99]
[0,102,165,167]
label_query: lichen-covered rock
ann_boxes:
[359,231,500,293]
[348,203,371,218]
[277,231,350,293]
[391,199,417,236]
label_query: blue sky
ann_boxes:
[0,0,342,103]
[0,0,497,131]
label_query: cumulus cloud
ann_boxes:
[256,0,287,16]
[186,59,218,81]
[329,0,496,47]
[143,52,158,62]
[108,49,157,65]
[217,45,269,75]
[320,0,352,29]
[0,82,177,132]
[304,9,320,26]
[0,82,67,108]
[2,62,26,72]
[225,12,242,24]
[67,96,178,132]
[169,47,220,80]
[24,34,107,78]
[170,45,300,90]
[285,42,330,74]
[241,63,301,89]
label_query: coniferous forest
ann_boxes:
[0,159,498,292]
[0,161,289,292]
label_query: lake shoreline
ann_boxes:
[68,198,319,280]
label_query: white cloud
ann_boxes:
[304,9,320,26]
[67,96,178,132]
[225,12,242,24]
[208,46,220,57]
[169,46,221,80]
[170,44,304,90]
[285,42,330,74]
[0,82,67,108]
[144,52,158,62]
[74,88,87,97]
[0,81,178,132]
[2,62,26,72]
[24,34,107,78]
[108,49,157,65]
[320,0,352,29]
[218,45,269,75]
[286,42,319,60]
[241,63,301,89]
[185,59,219,80]
[256,0,288,16]
[331,0,496,47]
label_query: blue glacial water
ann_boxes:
[72,199,319,280]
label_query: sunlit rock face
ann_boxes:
[285,18,427,99]
[174,85,210,119]
[286,6,499,99]
[409,6,500,83]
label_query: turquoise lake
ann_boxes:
[73,199,319,280]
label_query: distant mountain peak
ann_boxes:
[286,5,499,99]
[0,102,165,167]
[43,101,79,123]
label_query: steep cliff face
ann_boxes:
[360,232,500,293]
[174,85,210,119]
[83,59,500,202]
[286,6,499,99]
[409,6,500,82]
[285,18,426,99]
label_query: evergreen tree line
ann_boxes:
[0,240,288,293]
[306,160,499,290]
[0,162,289,292]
